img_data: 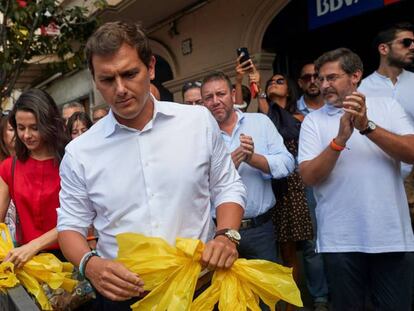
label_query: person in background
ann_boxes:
[264,73,314,311]
[67,112,93,140]
[296,63,329,311]
[92,107,109,124]
[0,112,17,242]
[299,47,414,310]
[0,88,68,267]
[182,81,202,105]
[0,112,15,161]
[62,102,85,125]
[297,63,325,114]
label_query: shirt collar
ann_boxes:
[324,104,343,116]
[297,96,310,114]
[373,69,405,82]
[103,95,175,137]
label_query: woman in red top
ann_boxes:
[0,88,68,268]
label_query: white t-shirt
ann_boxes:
[298,97,414,253]
[359,70,414,121]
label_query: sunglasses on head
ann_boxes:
[1,110,10,117]
[401,38,414,48]
[182,81,202,93]
[300,73,318,82]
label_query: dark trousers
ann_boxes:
[323,252,414,311]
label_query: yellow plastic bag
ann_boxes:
[0,223,78,310]
[191,259,303,310]
[116,233,203,311]
[116,233,303,311]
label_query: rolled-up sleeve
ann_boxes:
[207,112,247,210]
[57,148,94,236]
[262,116,295,179]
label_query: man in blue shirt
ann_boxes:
[201,71,295,262]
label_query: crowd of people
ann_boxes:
[0,20,413,311]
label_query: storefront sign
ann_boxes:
[308,0,402,30]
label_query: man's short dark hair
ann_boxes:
[85,21,153,76]
[201,71,233,93]
[373,22,414,49]
[315,48,363,75]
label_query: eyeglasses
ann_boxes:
[400,38,414,48]
[317,73,347,84]
[300,73,318,82]
[182,81,202,93]
[268,78,285,86]
[387,38,414,48]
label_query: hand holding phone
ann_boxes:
[236,47,251,67]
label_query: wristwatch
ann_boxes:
[360,120,376,135]
[214,228,241,245]
[258,91,267,99]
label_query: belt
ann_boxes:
[213,210,272,230]
[239,210,272,230]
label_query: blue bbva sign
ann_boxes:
[308,0,402,30]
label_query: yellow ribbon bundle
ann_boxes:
[116,233,303,311]
[0,224,77,310]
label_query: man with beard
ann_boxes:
[296,63,329,311]
[297,63,325,115]
[299,48,414,310]
[201,71,294,265]
[359,22,414,120]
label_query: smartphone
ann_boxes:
[237,47,250,65]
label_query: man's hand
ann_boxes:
[336,111,354,146]
[343,92,368,131]
[240,134,254,163]
[85,256,145,301]
[201,235,238,270]
[4,242,40,269]
[231,146,247,169]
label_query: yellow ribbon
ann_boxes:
[0,224,77,310]
[116,233,303,311]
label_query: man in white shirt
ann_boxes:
[359,22,414,120]
[201,71,294,264]
[57,22,246,310]
[299,47,414,310]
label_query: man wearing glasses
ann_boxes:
[299,47,414,310]
[297,63,325,115]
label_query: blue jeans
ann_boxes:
[238,218,279,263]
[301,186,329,303]
[238,218,279,310]
[323,252,414,311]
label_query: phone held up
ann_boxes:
[237,47,258,98]
[236,47,250,66]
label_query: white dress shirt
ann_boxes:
[57,100,247,259]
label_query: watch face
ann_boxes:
[368,121,376,130]
[227,229,241,241]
